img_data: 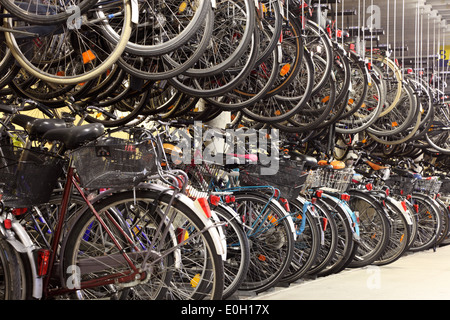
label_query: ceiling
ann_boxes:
[314,0,450,89]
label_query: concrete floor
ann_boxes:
[248,245,450,300]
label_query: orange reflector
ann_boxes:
[348,98,354,105]
[322,96,330,103]
[258,254,266,262]
[190,274,201,287]
[179,2,187,12]
[280,63,291,76]
[56,71,65,76]
[267,214,277,224]
[82,50,96,64]
[391,121,398,127]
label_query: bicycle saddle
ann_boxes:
[289,151,318,168]
[11,114,67,138]
[43,123,105,150]
[0,104,17,114]
[391,167,415,178]
[11,114,37,129]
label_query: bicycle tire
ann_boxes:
[373,196,412,265]
[281,196,321,283]
[117,4,214,80]
[213,203,250,299]
[234,191,295,293]
[4,0,133,85]
[62,189,224,300]
[182,0,256,77]
[0,238,24,300]
[315,195,357,277]
[409,193,442,252]
[346,190,391,268]
[0,0,98,25]
[305,198,338,276]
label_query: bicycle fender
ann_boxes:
[386,197,414,226]
[321,193,360,241]
[0,216,43,299]
[140,183,227,257]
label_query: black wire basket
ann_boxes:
[384,175,416,196]
[414,177,442,195]
[239,159,307,200]
[0,144,65,207]
[72,137,157,189]
[441,178,450,195]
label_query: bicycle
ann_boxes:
[0,117,226,299]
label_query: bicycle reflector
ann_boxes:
[225,195,235,203]
[209,195,220,206]
[37,249,51,276]
[195,198,212,218]
[340,193,350,201]
[12,208,27,216]
[3,219,11,230]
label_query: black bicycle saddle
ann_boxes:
[43,123,105,150]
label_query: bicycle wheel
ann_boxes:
[409,194,442,252]
[240,46,312,123]
[169,28,260,98]
[335,72,383,134]
[306,198,338,276]
[111,0,210,57]
[315,194,357,276]
[346,190,390,268]
[62,189,224,300]
[4,0,132,85]
[272,71,336,131]
[303,20,333,95]
[204,29,280,111]
[0,0,97,25]
[0,238,24,300]
[213,203,250,299]
[425,103,450,154]
[234,192,295,293]
[373,196,412,265]
[117,4,214,80]
[281,196,321,283]
[182,0,256,77]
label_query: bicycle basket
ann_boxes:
[0,146,65,207]
[239,159,307,200]
[384,175,415,196]
[303,167,354,193]
[176,161,225,199]
[414,177,442,195]
[72,137,157,189]
[441,178,450,195]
